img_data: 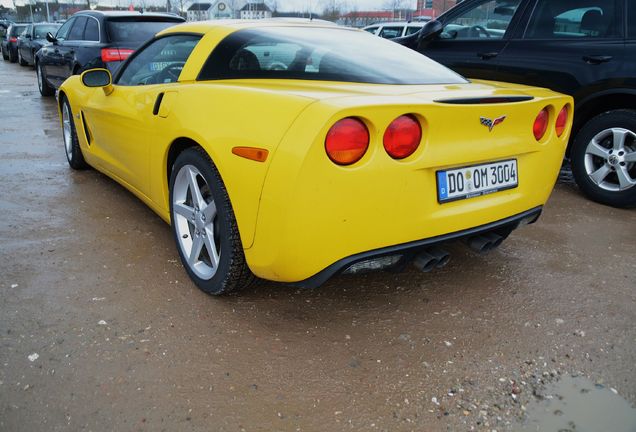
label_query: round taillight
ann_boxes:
[383,115,422,159]
[325,117,369,165]
[555,105,568,137]
[533,108,549,141]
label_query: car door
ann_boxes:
[17,24,30,61]
[40,18,74,86]
[81,34,201,196]
[421,0,529,81]
[57,16,88,81]
[494,0,626,99]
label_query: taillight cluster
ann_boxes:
[325,115,422,165]
[533,105,569,141]
[101,48,134,63]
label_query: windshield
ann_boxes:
[198,27,467,85]
[106,19,181,44]
[34,25,60,39]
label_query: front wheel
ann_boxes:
[169,147,255,295]
[37,62,55,97]
[571,110,636,208]
[61,96,88,170]
[18,49,27,66]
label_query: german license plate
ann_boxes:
[437,159,518,203]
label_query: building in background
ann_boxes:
[239,1,271,20]
[339,11,394,28]
[414,0,458,20]
[187,2,211,21]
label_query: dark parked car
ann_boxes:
[1,23,28,62]
[397,0,636,208]
[16,23,62,66]
[35,10,184,96]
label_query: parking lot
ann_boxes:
[0,57,635,431]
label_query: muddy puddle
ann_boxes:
[521,376,636,432]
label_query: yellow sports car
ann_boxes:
[57,20,573,295]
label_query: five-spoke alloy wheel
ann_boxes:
[169,148,254,295]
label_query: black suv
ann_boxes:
[398,0,636,208]
[35,11,184,97]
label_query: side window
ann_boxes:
[441,0,522,40]
[56,19,74,41]
[67,16,88,41]
[405,26,422,35]
[117,35,201,86]
[378,26,404,38]
[526,1,621,39]
[84,18,99,42]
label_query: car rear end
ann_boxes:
[7,24,27,55]
[246,82,573,284]
[101,15,184,73]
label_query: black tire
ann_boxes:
[37,62,55,97]
[18,49,27,66]
[571,109,636,208]
[8,47,17,63]
[169,147,255,295]
[61,96,88,170]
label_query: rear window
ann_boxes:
[198,27,467,85]
[34,25,60,39]
[106,19,181,43]
[10,25,27,36]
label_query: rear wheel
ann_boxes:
[169,147,255,295]
[37,62,55,97]
[8,47,17,63]
[571,109,636,208]
[61,96,88,170]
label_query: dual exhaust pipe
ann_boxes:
[413,247,451,273]
[465,232,505,254]
[412,232,505,273]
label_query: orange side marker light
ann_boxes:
[232,146,269,162]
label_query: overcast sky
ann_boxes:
[1,0,418,13]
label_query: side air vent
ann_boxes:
[80,111,92,145]
[434,96,534,104]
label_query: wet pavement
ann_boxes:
[1,59,635,432]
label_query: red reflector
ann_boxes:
[555,105,568,137]
[383,115,422,159]
[325,118,369,166]
[533,108,549,141]
[101,48,134,62]
[9,37,17,43]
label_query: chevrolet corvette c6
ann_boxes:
[57,20,573,295]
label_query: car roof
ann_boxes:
[159,19,357,36]
[364,21,425,27]
[72,10,184,20]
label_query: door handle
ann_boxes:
[478,52,499,60]
[583,55,612,65]
[153,92,165,116]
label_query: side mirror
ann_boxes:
[25,34,32,39]
[46,32,57,43]
[418,19,443,44]
[81,68,113,95]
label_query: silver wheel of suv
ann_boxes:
[584,127,636,192]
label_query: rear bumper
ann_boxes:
[294,206,542,288]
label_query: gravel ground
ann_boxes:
[0,59,635,432]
